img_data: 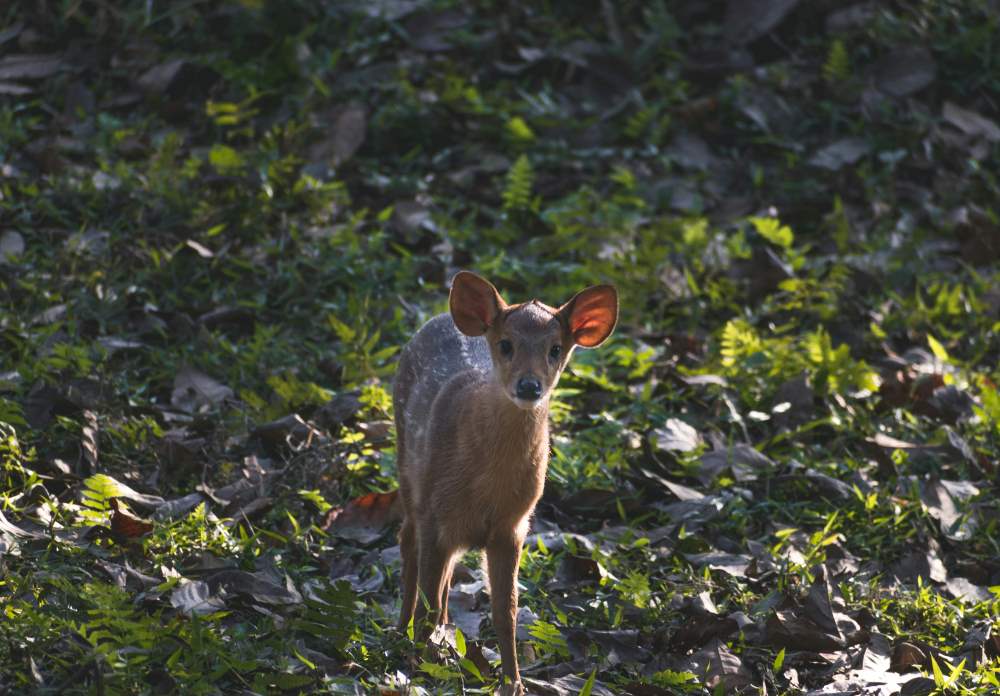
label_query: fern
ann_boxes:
[291,580,358,653]
[720,319,764,367]
[823,40,850,83]
[505,116,535,143]
[751,216,793,249]
[502,154,535,212]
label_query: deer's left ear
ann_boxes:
[559,285,618,348]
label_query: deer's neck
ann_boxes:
[474,380,550,469]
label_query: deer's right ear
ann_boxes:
[449,271,507,336]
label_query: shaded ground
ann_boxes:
[1,1,999,694]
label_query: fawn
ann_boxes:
[392,271,618,688]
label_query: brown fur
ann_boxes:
[393,271,618,686]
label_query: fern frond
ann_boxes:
[502,154,535,212]
[824,40,850,83]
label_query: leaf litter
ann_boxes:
[2,2,1000,694]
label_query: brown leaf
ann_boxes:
[0,53,61,80]
[323,490,400,544]
[109,498,154,540]
[891,641,927,672]
[557,553,606,584]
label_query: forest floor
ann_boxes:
[1,1,999,694]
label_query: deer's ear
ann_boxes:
[450,271,507,336]
[560,285,618,348]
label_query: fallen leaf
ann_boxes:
[684,551,751,578]
[873,47,936,97]
[0,81,32,95]
[944,577,992,605]
[0,53,61,80]
[862,632,892,673]
[522,674,616,696]
[891,641,927,672]
[920,479,979,541]
[137,58,185,93]
[314,391,362,430]
[0,509,47,539]
[765,610,843,651]
[639,470,705,501]
[682,638,752,691]
[83,473,166,509]
[402,9,467,52]
[255,414,325,450]
[899,676,936,696]
[80,410,99,474]
[170,580,227,616]
[892,543,948,584]
[153,492,206,521]
[0,230,24,263]
[652,418,702,452]
[942,101,1000,142]
[447,581,485,639]
[333,103,367,165]
[171,366,234,413]
[724,0,801,44]
[207,569,303,605]
[323,491,400,544]
[697,444,774,484]
[808,137,871,170]
[109,498,154,540]
[557,553,606,584]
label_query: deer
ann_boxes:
[392,271,618,690]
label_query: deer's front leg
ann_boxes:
[486,532,524,684]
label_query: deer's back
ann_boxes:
[393,313,491,460]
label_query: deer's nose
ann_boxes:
[516,376,542,400]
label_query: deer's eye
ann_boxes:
[549,345,562,361]
[499,339,513,357]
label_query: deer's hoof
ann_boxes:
[496,680,525,696]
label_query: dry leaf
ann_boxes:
[171,366,234,413]
[109,498,154,539]
[0,53,61,80]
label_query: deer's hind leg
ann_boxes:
[413,524,452,639]
[398,517,418,631]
